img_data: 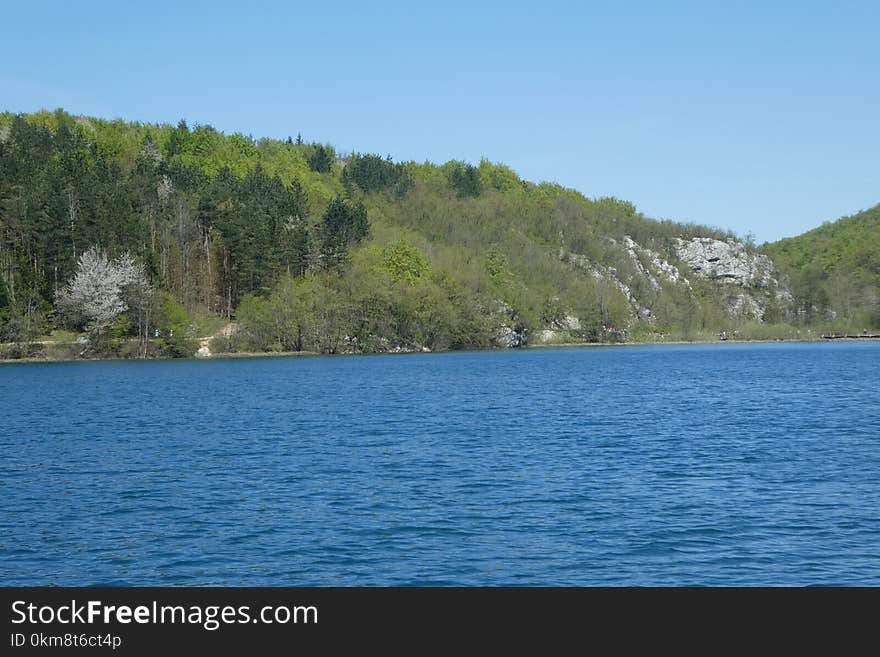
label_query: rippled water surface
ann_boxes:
[2,342,879,585]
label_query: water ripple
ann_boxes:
[1,342,879,585]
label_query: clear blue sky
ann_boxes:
[3,0,878,242]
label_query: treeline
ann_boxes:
[0,112,369,348]
[765,204,880,329]
[2,108,841,359]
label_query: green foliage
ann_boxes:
[105,314,132,355]
[227,132,258,160]
[733,322,803,341]
[320,196,369,265]
[40,328,79,343]
[0,342,45,360]
[478,159,523,193]
[157,292,196,357]
[237,274,346,353]
[308,144,333,174]
[341,153,411,195]
[594,196,639,218]
[485,247,511,287]
[626,321,666,342]
[0,273,10,339]
[235,249,502,354]
[381,240,429,284]
[447,161,482,197]
[765,204,880,328]
[2,107,872,360]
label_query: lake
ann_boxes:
[1,342,878,585]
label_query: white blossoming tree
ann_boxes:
[57,247,154,354]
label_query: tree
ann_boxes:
[0,273,11,340]
[341,153,407,193]
[164,119,190,158]
[594,196,638,218]
[448,162,481,197]
[485,247,511,286]
[381,240,429,285]
[56,247,152,338]
[308,144,333,173]
[320,196,369,265]
[156,291,195,357]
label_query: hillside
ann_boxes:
[0,109,829,359]
[764,205,880,329]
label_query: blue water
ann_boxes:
[1,342,879,586]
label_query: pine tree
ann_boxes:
[449,163,482,198]
[320,196,369,265]
[308,145,333,173]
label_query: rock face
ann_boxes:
[559,234,794,327]
[672,237,793,320]
[495,325,527,347]
[563,250,652,320]
[622,236,688,290]
[535,329,558,343]
[195,345,212,358]
[535,315,582,344]
[562,238,685,322]
[552,315,581,330]
[492,300,528,347]
[673,238,772,287]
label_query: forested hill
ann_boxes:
[0,109,867,359]
[764,204,880,328]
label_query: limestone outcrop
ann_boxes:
[673,237,773,287]
[559,234,794,327]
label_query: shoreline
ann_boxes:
[3,336,879,365]
[527,336,880,348]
